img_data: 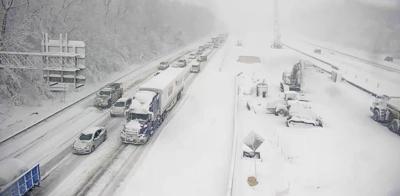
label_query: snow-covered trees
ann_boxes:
[0,0,215,105]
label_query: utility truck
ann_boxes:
[370,95,400,133]
[280,61,303,92]
[121,67,185,144]
[94,83,123,108]
[190,60,201,73]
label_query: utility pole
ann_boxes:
[272,0,283,49]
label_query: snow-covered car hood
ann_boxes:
[111,106,125,114]
[74,140,92,149]
[124,120,142,133]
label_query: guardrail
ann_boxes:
[304,41,400,74]
[226,72,242,196]
[283,43,379,97]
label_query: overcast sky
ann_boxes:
[176,0,400,33]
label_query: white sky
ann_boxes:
[176,0,400,33]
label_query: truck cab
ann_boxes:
[121,91,161,144]
[371,95,400,133]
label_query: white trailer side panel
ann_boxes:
[139,67,186,113]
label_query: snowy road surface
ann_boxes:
[117,37,234,196]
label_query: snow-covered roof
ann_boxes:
[117,97,131,102]
[139,68,184,92]
[129,91,156,113]
[82,126,103,134]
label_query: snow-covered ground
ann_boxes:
[284,38,400,96]
[2,31,399,196]
[116,32,400,196]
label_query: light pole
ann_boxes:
[272,0,283,49]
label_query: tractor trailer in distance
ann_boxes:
[121,67,186,144]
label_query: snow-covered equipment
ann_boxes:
[370,95,400,133]
[256,82,268,98]
[280,61,303,92]
[243,132,264,156]
[121,67,185,144]
[0,159,40,196]
[94,83,123,108]
[286,102,323,127]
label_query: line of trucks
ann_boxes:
[120,35,226,144]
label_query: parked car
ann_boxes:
[158,61,169,70]
[286,104,322,127]
[110,97,132,117]
[73,127,107,154]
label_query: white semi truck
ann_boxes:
[121,67,186,144]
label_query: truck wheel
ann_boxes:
[177,91,182,100]
[372,109,380,122]
[276,109,286,116]
[91,145,95,153]
[389,119,400,134]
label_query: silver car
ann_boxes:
[110,97,132,117]
[73,127,107,154]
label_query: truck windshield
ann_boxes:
[129,113,150,121]
[79,133,93,141]
[114,102,125,107]
[99,91,111,96]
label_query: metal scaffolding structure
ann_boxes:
[0,33,86,90]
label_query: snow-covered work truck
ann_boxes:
[370,95,400,133]
[0,159,40,196]
[121,67,185,144]
[190,60,201,73]
[94,83,123,108]
[280,61,303,92]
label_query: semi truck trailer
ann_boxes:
[121,67,186,144]
[0,159,40,196]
